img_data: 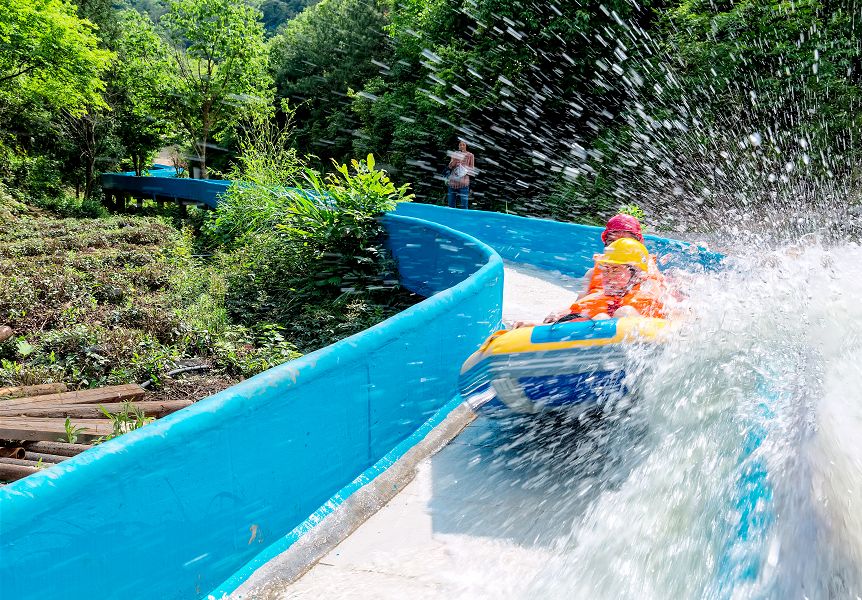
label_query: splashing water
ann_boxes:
[542,241,862,597]
[277,248,862,599]
[438,243,862,599]
[263,1,862,595]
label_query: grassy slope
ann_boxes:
[0,200,272,401]
[0,196,420,403]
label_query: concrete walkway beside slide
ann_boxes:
[280,418,558,599]
[268,264,587,599]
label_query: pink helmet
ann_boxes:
[601,214,644,244]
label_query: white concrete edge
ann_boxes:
[230,401,478,599]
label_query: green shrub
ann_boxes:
[0,147,63,201]
[204,113,306,247]
[168,227,231,341]
[210,323,301,379]
[0,182,25,220]
[208,116,415,337]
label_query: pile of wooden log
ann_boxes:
[0,383,192,483]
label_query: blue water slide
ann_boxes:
[101,172,231,208]
[100,171,330,210]
[0,213,502,599]
[3,171,760,599]
[394,203,724,275]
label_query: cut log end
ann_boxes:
[0,446,25,459]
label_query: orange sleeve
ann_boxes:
[570,292,605,318]
[587,266,602,293]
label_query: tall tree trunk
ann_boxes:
[83,117,97,199]
[199,113,210,179]
[199,142,208,179]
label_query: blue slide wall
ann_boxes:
[395,203,723,276]
[102,171,230,208]
[1,190,726,599]
[0,214,502,599]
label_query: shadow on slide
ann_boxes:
[429,409,651,549]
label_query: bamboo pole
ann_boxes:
[0,383,68,400]
[0,384,145,410]
[24,451,67,464]
[0,417,114,443]
[24,441,92,457]
[0,462,38,482]
[0,457,47,468]
[0,399,192,419]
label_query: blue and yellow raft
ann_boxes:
[459,317,671,415]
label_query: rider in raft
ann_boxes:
[581,213,663,297]
[566,238,667,320]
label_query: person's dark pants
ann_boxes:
[447,186,469,209]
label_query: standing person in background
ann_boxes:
[447,140,475,209]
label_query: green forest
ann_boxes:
[1,0,860,395]
[3,0,859,218]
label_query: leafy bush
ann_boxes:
[0,182,26,221]
[204,113,306,247]
[275,154,413,291]
[210,323,301,378]
[279,295,412,353]
[0,143,61,199]
[207,117,415,338]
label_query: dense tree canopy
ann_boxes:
[162,0,273,178]
[269,0,389,164]
[0,0,114,115]
[260,0,320,35]
[1,0,861,222]
[346,0,665,214]
[112,9,176,175]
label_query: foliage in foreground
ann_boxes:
[0,207,300,390]
[0,124,418,391]
[205,116,416,348]
[0,0,114,115]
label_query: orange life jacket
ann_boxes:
[569,284,667,319]
[587,254,662,295]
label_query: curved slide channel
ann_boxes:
[236,207,860,598]
[237,262,591,599]
[229,206,790,599]
[5,177,819,599]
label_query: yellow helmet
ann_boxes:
[594,238,649,272]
